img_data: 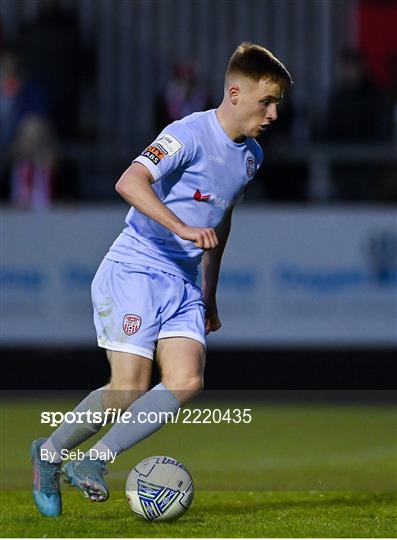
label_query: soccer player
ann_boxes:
[31,42,292,516]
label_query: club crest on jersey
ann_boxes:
[123,314,141,336]
[246,156,255,179]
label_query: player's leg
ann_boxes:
[86,277,206,462]
[31,383,109,517]
[32,351,152,513]
[32,386,106,517]
[38,350,151,463]
[32,382,110,517]
[32,260,160,512]
[62,271,205,502]
[56,258,157,457]
[62,372,197,504]
[72,335,202,470]
[155,278,206,405]
[87,278,206,460]
[86,347,184,460]
[104,349,153,410]
[61,350,152,501]
[74,337,203,480]
[156,337,205,404]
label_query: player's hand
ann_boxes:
[175,224,219,250]
[204,300,222,335]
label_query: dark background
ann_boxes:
[3,348,396,392]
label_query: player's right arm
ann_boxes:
[115,162,218,250]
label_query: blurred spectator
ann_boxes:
[155,61,212,132]
[325,48,393,142]
[0,114,78,207]
[0,47,49,156]
[20,0,83,139]
[323,49,395,202]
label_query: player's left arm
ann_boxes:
[201,206,234,335]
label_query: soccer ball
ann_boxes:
[125,455,194,521]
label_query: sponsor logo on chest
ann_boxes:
[193,189,230,210]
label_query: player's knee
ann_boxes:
[104,393,141,413]
[191,375,204,395]
[163,374,204,402]
[104,382,149,412]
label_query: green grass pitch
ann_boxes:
[0,396,396,537]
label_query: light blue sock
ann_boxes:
[90,383,180,459]
[41,387,106,462]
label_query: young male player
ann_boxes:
[31,42,292,516]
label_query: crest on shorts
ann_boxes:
[246,156,255,179]
[123,314,142,336]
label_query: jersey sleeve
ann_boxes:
[133,123,196,182]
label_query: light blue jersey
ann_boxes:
[106,109,263,284]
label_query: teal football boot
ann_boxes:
[31,438,62,517]
[62,457,109,501]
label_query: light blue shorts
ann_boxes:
[91,258,206,360]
